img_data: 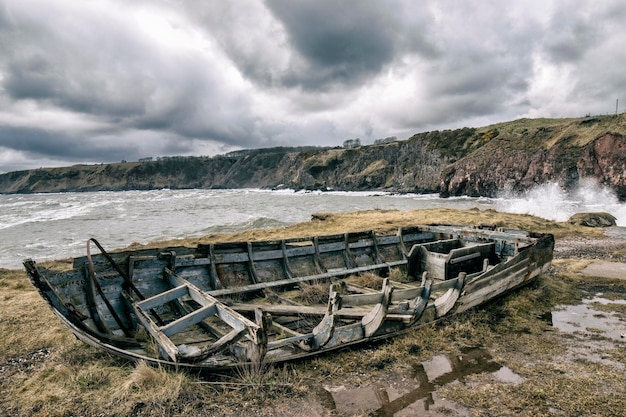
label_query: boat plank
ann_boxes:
[161,303,217,338]
[165,269,258,334]
[137,285,188,311]
[208,260,406,297]
[362,279,392,337]
[434,273,465,317]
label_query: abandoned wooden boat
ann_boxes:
[24,224,554,370]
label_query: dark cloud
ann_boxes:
[265,0,439,90]
[1,0,626,173]
[189,1,438,91]
[4,52,151,118]
[0,126,128,162]
[0,2,262,152]
[266,0,396,89]
[544,20,598,64]
[0,6,152,119]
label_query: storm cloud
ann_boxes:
[1,0,625,172]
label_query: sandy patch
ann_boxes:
[581,261,626,280]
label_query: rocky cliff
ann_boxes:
[440,115,626,199]
[2,115,626,199]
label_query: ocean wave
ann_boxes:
[496,180,626,225]
[197,217,291,234]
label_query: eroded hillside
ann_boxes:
[1,115,625,199]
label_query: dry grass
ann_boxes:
[115,361,188,404]
[0,269,75,363]
[345,272,384,290]
[479,113,626,148]
[2,208,625,416]
[125,207,594,253]
[295,281,331,305]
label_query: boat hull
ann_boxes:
[24,225,554,371]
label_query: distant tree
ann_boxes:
[343,138,361,148]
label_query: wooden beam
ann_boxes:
[208,260,406,297]
[160,303,216,338]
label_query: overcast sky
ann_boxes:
[1,0,625,173]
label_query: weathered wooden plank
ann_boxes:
[309,283,343,349]
[387,279,414,289]
[310,314,335,349]
[463,258,529,293]
[455,261,532,313]
[230,303,413,323]
[376,235,402,245]
[362,279,393,337]
[214,252,249,264]
[126,293,179,362]
[390,286,423,302]
[175,257,212,267]
[449,251,481,265]
[232,303,327,316]
[161,303,217,338]
[434,273,465,317]
[188,327,245,358]
[136,285,188,311]
[280,240,294,279]
[250,248,284,261]
[317,322,364,348]
[409,278,432,323]
[208,260,407,297]
[246,242,259,284]
[177,299,227,338]
[267,333,313,350]
[164,268,262,340]
[271,319,305,338]
[429,276,461,292]
[401,231,437,246]
[342,292,382,306]
[284,245,316,258]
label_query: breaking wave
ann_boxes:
[496,179,626,226]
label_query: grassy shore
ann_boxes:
[1,208,624,416]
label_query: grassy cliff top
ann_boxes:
[476,113,626,148]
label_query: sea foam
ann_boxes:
[496,179,626,226]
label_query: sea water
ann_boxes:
[1,182,624,269]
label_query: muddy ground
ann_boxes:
[269,232,626,416]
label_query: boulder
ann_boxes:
[567,212,617,227]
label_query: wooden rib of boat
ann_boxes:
[23,224,554,371]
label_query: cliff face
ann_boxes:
[0,157,238,193]
[0,130,462,194]
[440,115,626,199]
[278,130,467,192]
[1,115,626,199]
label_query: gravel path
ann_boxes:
[554,227,626,261]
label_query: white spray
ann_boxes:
[496,179,626,226]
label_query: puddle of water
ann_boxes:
[542,297,626,342]
[493,366,525,385]
[317,347,524,416]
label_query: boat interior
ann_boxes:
[26,226,536,366]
